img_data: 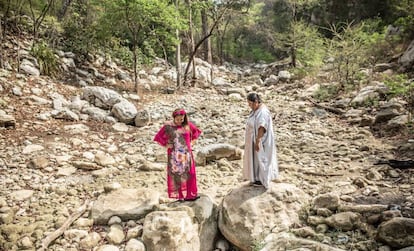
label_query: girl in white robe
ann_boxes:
[243,93,278,188]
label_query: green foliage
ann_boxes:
[106,38,134,68]
[227,36,275,63]
[291,67,308,80]
[61,1,99,60]
[290,21,326,71]
[326,20,387,89]
[386,0,414,39]
[217,1,279,63]
[263,1,327,69]
[383,73,412,97]
[356,96,380,108]
[97,0,185,59]
[313,84,339,101]
[394,16,414,39]
[383,74,414,117]
[30,41,59,76]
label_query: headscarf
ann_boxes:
[173,109,186,117]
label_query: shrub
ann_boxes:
[30,41,59,76]
[313,84,339,101]
[383,73,414,116]
[326,20,387,90]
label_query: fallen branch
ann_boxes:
[307,98,345,115]
[374,159,414,169]
[303,171,343,177]
[38,199,91,251]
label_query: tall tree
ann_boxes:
[279,0,319,67]
[61,0,98,59]
[98,0,185,92]
[182,0,244,85]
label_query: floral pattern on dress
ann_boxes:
[170,137,191,175]
[165,127,191,181]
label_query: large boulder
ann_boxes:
[196,143,242,166]
[399,39,414,69]
[218,183,310,250]
[142,210,200,251]
[90,188,160,225]
[82,86,123,109]
[142,195,218,251]
[377,217,414,248]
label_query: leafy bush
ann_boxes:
[30,41,59,76]
[103,38,134,68]
[383,73,414,115]
[394,16,414,40]
[61,1,99,61]
[383,73,411,96]
[313,84,339,101]
[292,21,326,73]
[326,20,387,90]
[223,27,276,63]
[387,0,414,39]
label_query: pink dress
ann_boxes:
[154,121,202,200]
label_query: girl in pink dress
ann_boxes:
[154,108,202,201]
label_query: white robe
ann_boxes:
[243,105,278,188]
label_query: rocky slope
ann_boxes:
[1,54,414,251]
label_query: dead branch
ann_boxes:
[303,171,343,177]
[38,199,91,251]
[307,98,345,115]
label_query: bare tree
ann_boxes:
[182,0,235,85]
[28,0,56,42]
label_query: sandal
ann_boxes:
[184,195,200,201]
[252,181,262,187]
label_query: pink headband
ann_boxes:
[173,109,186,116]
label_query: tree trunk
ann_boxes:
[216,30,222,65]
[290,4,297,67]
[176,28,182,87]
[201,7,213,83]
[188,0,196,85]
[0,16,3,68]
[133,45,138,92]
[201,8,212,64]
[175,0,181,87]
[182,0,229,85]
[58,0,73,20]
[217,17,230,65]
